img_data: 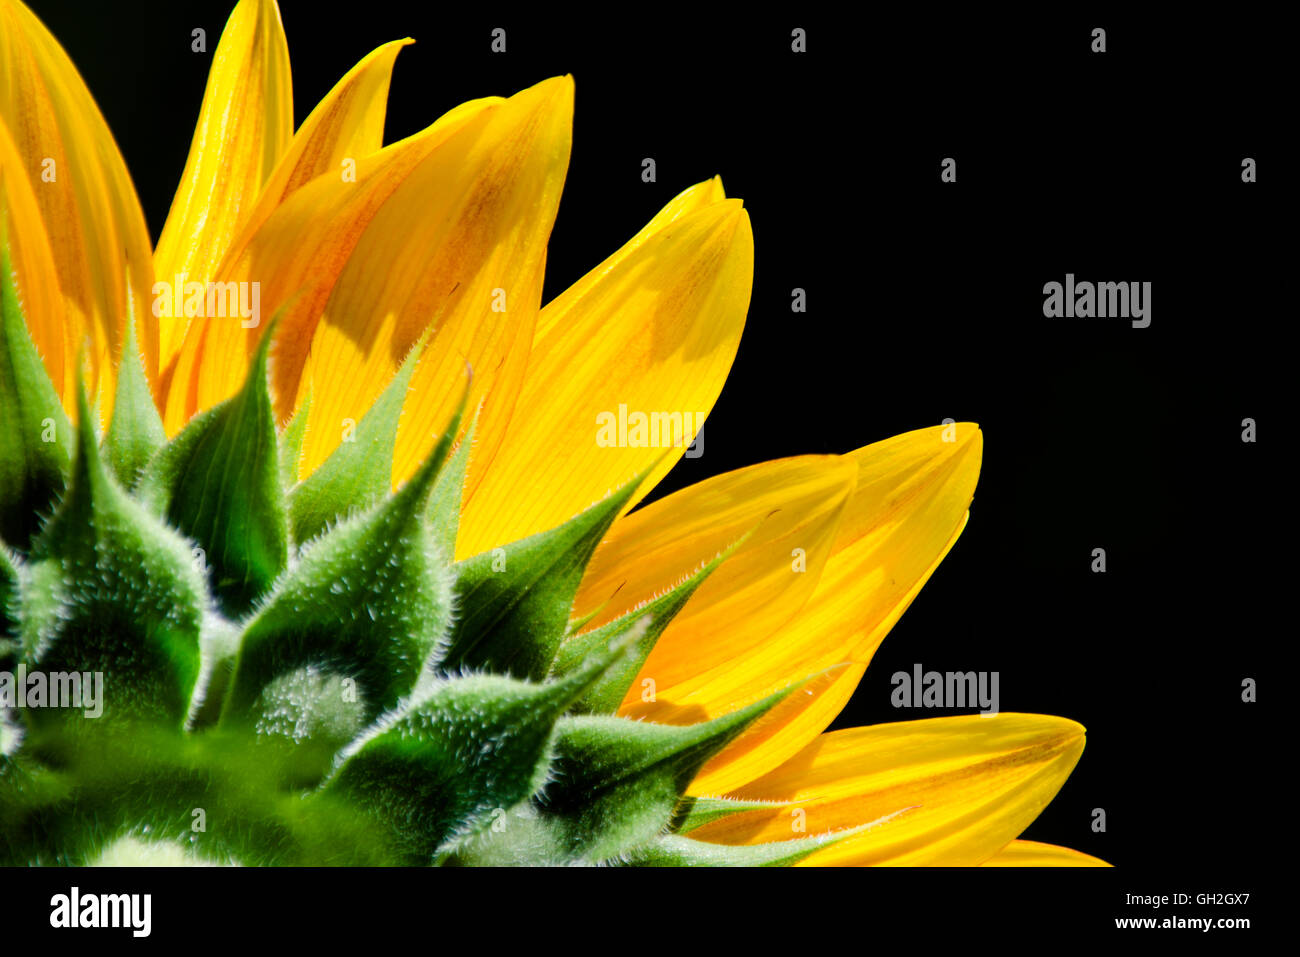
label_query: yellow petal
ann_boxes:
[160,95,498,434]
[698,423,983,792]
[153,0,292,374]
[457,181,752,558]
[687,713,1085,866]
[616,423,981,795]
[529,177,725,344]
[574,456,857,674]
[981,840,1111,867]
[0,117,62,395]
[567,459,856,766]
[0,0,154,414]
[232,38,409,250]
[294,76,573,483]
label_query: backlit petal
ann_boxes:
[153,0,292,374]
[159,95,498,434]
[579,423,980,794]
[0,0,154,415]
[571,456,859,760]
[458,181,752,558]
[529,177,725,344]
[0,116,62,399]
[687,714,1085,866]
[234,38,409,249]
[573,455,857,664]
[690,423,982,792]
[294,76,573,483]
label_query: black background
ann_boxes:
[17,0,1280,898]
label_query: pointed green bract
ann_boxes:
[103,314,165,490]
[565,601,609,637]
[443,473,646,681]
[552,543,735,713]
[623,822,878,867]
[326,639,630,863]
[619,833,835,867]
[452,686,788,866]
[20,385,204,726]
[534,689,786,861]
[277,387,311,493]
[184,614,241,733]
[136,324,286,617]
[674,795,788,833]
[222,424,459,736]
[0,236,72,551]
[426,414,476,557]
[0,284,834,866]
[289,343,422,545]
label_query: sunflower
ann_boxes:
[0,0,1107,867]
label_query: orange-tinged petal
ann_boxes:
[0,0,154,415]
[687,714,1085,866]
[458,184,753,558]
[160,95,498,434]
[233,38,409,249]
[294,76,573,483]
[153,0,292,373]
[981,840,1111,867]
[0,117,62,396]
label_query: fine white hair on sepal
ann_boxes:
[0,708,23,758]
[184,610,242,730]
[88,833,239,867]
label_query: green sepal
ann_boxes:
[442,470,647,681]
[277,386,311,493]
[673,795,789,833]
[551,543,735,713]
[288,341,422,545]
[221,411,462,736]
[183,614,241,732]
[565,600,612,637]
[18,383,205,726]
[426,413,476,558]
[533,689,788,861]
[620,830,860,867]
[136,322,287,617]
[102,313,165,490]
[323,636,632,864]
[0,228,72,551]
